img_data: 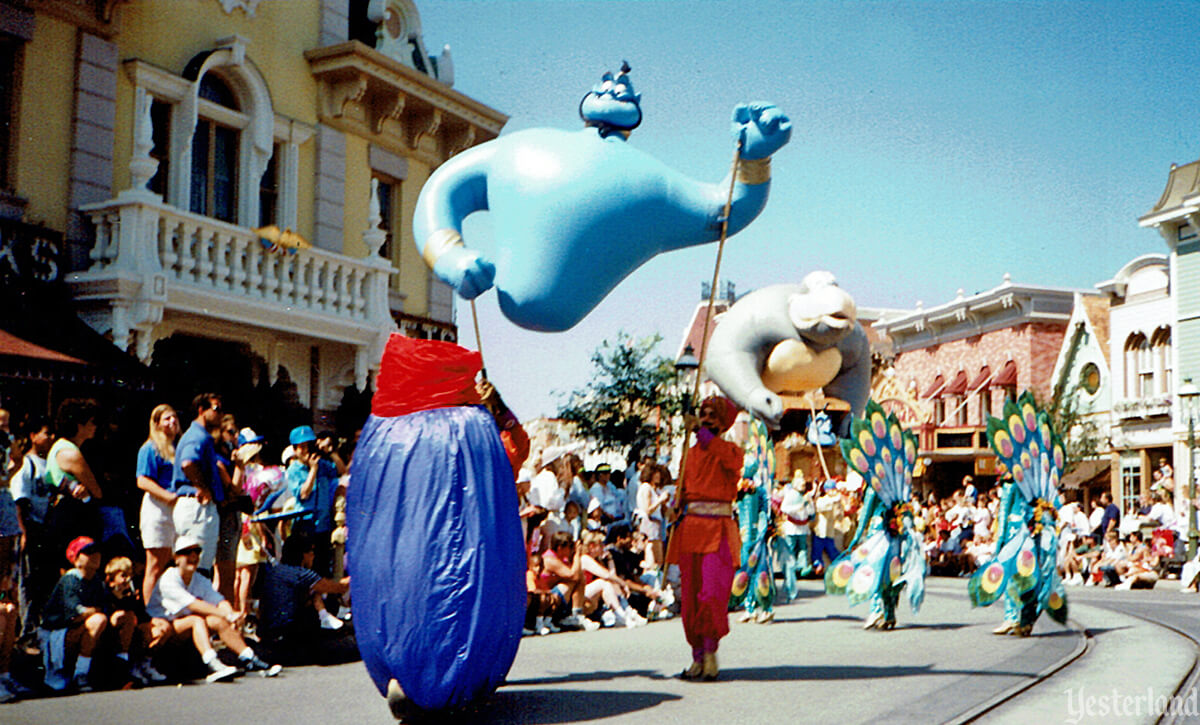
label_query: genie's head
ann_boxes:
[579,61,642,138]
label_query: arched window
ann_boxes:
[1151,326,1172,396]
[190,73,242,223]
[1125,333,1150,398]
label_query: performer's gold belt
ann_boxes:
[683,501,733,517]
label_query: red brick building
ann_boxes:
[875,275,1100,498]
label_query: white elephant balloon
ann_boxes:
[704,271,871,428]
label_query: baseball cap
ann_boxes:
[236,427,266,448]
[289,425,317,446]
[65,536,97,563]
[173,534,204,555]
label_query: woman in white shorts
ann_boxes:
[636,464,672,571]
[136,404,181,604]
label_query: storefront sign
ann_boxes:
[0,218,61,284]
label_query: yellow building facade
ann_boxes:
[0,0,505,419]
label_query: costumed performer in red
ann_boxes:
[666,395,742,682]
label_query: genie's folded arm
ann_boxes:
[413,143,498,300]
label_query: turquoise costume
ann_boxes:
[825,402,926,629]
[730,417,776,620]
[967,393,1067,634]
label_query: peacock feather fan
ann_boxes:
[826,400,926,614]
[985,391,1066,504]
[840,400,919,507]
[969,391,1068,624]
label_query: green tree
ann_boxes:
[557,332,682,454]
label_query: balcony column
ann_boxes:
[355,345,369,392]
[123,87,161,202]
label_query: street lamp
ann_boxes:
[675,344,700,414]
[1179,378,1200,559]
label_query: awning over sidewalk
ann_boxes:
[1061,458,1110,490]
[0,284,154,391]
[0,329,84,364]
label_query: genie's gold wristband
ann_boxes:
[736,157,771,185]
[421,228,464,269]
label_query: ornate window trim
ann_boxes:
[122,37,282,227]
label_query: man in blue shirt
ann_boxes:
[1094,491,1121,540]
[285,426,339,576]
[171,393,226,573]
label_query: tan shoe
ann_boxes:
[679,661,703,680]
[755,610,775,624]
[1010,624,1033,637]
[386,679,409,720]
[863,611,884,630]
[737,610,755,623]
[701,652,719,681]
[992,621,1016,635]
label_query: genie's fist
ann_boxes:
[432,246,496,300]
[732,103,792,160]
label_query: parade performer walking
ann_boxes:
[775,470,815,601]
[968,392,1068,636]
[825,402,926,630]
[347,334,525,715]
[666,395,743,681]
[731,417,776,623]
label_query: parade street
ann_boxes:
[7,577,1196,725]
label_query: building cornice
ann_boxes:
[305,41,507,165]
[877,278,1091,352]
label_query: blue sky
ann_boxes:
[416,0,1193,420]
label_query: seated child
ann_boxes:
[104,557,167,684]
[38,537,107,691]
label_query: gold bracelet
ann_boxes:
[736,157,771,185]
[421,228,464,268]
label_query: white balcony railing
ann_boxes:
[83,199,391,323]
[70,193,396,385]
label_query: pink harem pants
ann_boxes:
[678,536,734,661]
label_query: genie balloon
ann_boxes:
[414,63,792,332]
[704,271,871,429]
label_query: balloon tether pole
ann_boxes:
[470,298,486,380]
[675,140,743,500]
[810,400,833,482]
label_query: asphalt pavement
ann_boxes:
[4,577,1194,724]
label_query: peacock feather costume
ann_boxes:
[967,392,1068,631]
[730,416,776,618]
[825,401,925,629]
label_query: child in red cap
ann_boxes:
[39,536,108,691]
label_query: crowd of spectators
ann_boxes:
[515,452,1199,641]
[0,395,356,702]
[4,389,1193,701]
